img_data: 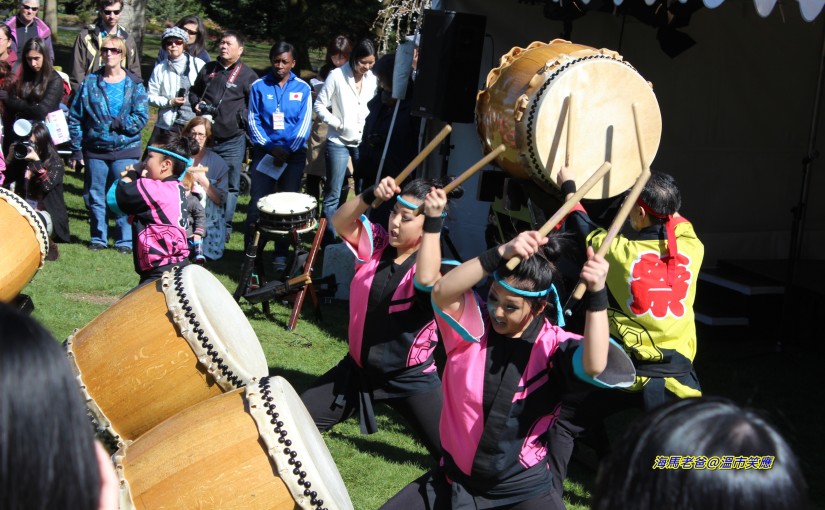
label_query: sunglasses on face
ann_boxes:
[100,47,122,55]
[21,4,38,11]
[183,28,198,36]
[102,8,121,15]
[164,39,184,47]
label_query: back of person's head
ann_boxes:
[639,172,681,221]
[222,29,245,48]
[349,38,376,68]
[157,134,200,177]
[373,52,395,89]
[494,233,569,317]
[0,304,101,509]
[269,41,295,61]
[592,397,808,510]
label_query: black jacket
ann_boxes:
[188,59,258,140]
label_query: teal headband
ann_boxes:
[395,195,448,217]
[147,146,193,181]
[492,271,566,327]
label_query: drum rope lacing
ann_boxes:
[171,266,243,388]
[259,376,329,510]
[0,187,50,263]
[524,54,638,189]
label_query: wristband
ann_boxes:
[360,186,377,205]
[478,247,503,274]
[587,287,609,311]
[560,180,576,196]
[423,215,444,233]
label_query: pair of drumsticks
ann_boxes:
[374,99,652,314]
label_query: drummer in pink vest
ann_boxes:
[244,41,312,272]
[300,175,459,461]
[108,136,197,286]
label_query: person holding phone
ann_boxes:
[147,26,205,144]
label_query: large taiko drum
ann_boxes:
[0,187,49,302]
[66,264,268,445]
[115,377,354,510]
[257,192,318,234]
[476,40,662,199]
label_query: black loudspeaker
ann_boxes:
[411,10,486,123]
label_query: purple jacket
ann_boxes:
[4,16,54,63]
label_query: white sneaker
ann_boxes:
[272,256,287,273]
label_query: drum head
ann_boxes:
[162,265,268,391]
[257,192,317,216]
[247,376,354,510]
[0,187,49,267]
[528,56,662,199]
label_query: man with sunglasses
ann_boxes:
[3,0,54,65]
[70,0,141,91]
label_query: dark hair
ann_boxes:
[372,52,395,89]
[319,35,352,80]
[30,122,59,161]
[0,24,12,42]
[0,60,12,114]
[349,38,376,69]
[15,37,54,103]
[97,0,120,10]
[155,134,201,177]
[269,41,295,62]
[399,176,464,213]
[222,30,245,48]
[592,397,808,510]
[176,14,207,58]
[639,172,681,222]
[0,303,101,509]
[494,234,569,316]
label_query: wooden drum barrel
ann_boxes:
[0,187,49,302]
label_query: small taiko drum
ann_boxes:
[66,264,268,445]
[0,187,49,302]
[257,192,318,234]
[115,377,354,510]
[476,40,662,199]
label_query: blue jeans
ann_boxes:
[244,148,306,253]
[212,134,247,235]
[84,158,136,248]
[322,141,358,240]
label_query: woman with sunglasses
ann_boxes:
[68,35,148,253]
[147,26,205,144]
[156,15,210,64]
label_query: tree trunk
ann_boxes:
[119,0,147,56]
[44,0,58,36]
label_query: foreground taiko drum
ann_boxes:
[257,192,318,234]
[476,40,662,198]
[66,264,268,444]
[115,377,354,510]
[0,187,49,302]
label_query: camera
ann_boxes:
[13,141,34,160]
[176,87,186,98]
[197,102,218,116]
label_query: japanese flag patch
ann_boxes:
[289,92,303,101]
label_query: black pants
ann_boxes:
[300,358,443,461]
[380,468,565,510]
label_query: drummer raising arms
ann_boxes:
[244,41,312,272]
[546,167,705,501]
[300,175,459,460]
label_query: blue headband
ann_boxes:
[395,195,448,217]
[492,271,566,327]
[147,146,194,181]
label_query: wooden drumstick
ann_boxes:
[505,161,612,271]
[565,93,574,167]
[411,144,506,217]
[371,124,452,208]
[563,103,653,314]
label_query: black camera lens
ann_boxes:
[13,142,32,160]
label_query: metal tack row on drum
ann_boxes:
[65,265,354,510]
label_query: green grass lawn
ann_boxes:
[25,24,824,510]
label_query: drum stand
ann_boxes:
[234,218,326,330]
